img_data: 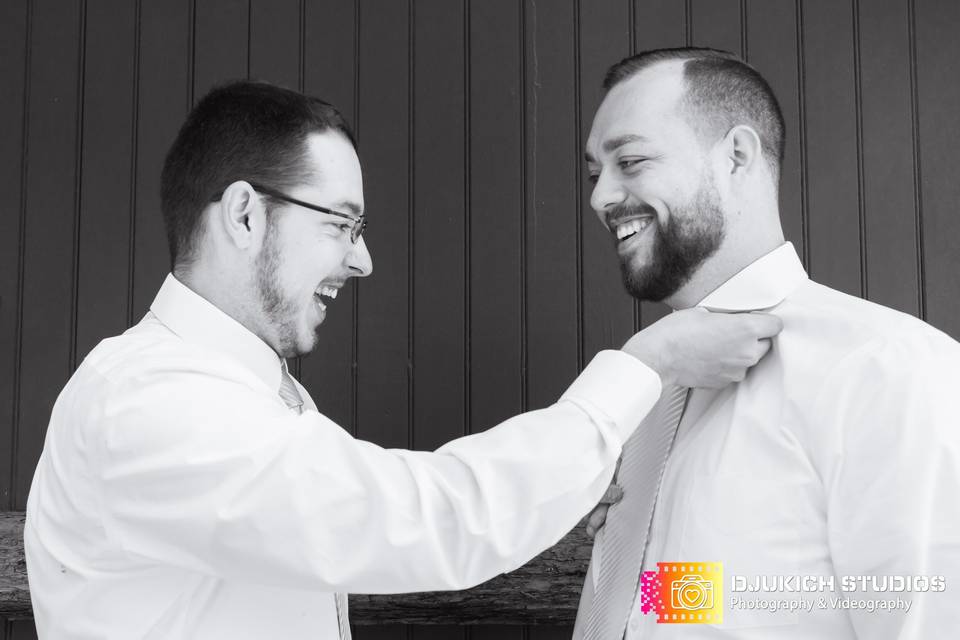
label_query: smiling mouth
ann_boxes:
[613,216,655,243]
[313,284,340,312]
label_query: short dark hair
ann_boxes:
[603,47,785,179]
[160,80,356,272]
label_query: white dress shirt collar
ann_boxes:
[149,273,285,392]
[696,242,808,312]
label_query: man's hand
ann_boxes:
[585,482,622,538]
[622,308,783,388]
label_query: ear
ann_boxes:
[216,181,261,250]
[723,125,763,177]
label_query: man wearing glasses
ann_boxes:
[24,80,781,639]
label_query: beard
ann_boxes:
[254,215,316,357]
[616,177,726,302]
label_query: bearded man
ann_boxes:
[574,48,960,640]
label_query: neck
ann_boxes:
[176,263,257,336]
[664,207,785,310]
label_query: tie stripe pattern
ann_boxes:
[278,363,352,640]
[582,384,689,640]
[335,593,351,640]
[278,366,304,414]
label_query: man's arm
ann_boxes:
[77,310,779,594]
[816,334,960,638]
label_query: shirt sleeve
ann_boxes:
[815,334,960,639]
[94,349,660,594]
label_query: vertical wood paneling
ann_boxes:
[915,0,960,336]
[801,0,862,296]
[301,0,358,431]
[355,0,410,450]
[523,4,579,634]
[410,626,460,640]
[579,0,634,362]
[193,0,249,99]
[303,0,356,123]
[530,624,575,640]
[249,0,300,89]
[857,0,920,315]
[468,0,524,433]
[523,0,579,409]
[690,0,742,54]
[411,0,467,451]
[132,0,192,318]
[75,0,137,362]
[633,0,685,328]
[0,0,29,511]
[633,0,687,51]
[473,625,524,640]
[7,620,35,640]
[14,0,84,509]
[746,0,804,261]
[354,625,407,640]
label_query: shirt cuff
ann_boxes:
[560,349,662,443]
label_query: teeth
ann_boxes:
[615,218,652,240]
[316,285,339,299]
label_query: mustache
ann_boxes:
[605,203,658,229]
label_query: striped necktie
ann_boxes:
[278,363,352,640]
[582,384,689,640]
[278,364,304,414]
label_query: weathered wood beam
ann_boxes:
[0,511,592,624]
[0,512,31,618]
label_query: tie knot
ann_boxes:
[278,365,304,414]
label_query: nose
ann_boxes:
[346,236,373,277]
[589,169,628,223]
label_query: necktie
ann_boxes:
[581,384,689,640]
[278,364,352,640]
[278,365,304,414]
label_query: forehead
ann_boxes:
[586,61,693,158]
[301,130,364,211]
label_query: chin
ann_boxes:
[293,325,324,358]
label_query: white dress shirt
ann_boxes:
[613,243,960,639]
[25,274,663,639]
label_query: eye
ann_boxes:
[587,173,600,185]
[322,221,352,238]
[618,157,646,171]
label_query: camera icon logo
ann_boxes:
[671,574,714,611]
[641,562,723,624]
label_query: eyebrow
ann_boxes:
[585,133,649,163]
[335,201,363,216]
[603,134,648,153]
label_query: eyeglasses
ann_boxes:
[212,182,367,243]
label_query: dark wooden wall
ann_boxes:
[2,0,959,637]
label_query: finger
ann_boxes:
[753,337,773,362]
[586,508,604,538]
[588,505,609,532]
[600,484,623,504]
[745,312,784,338]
